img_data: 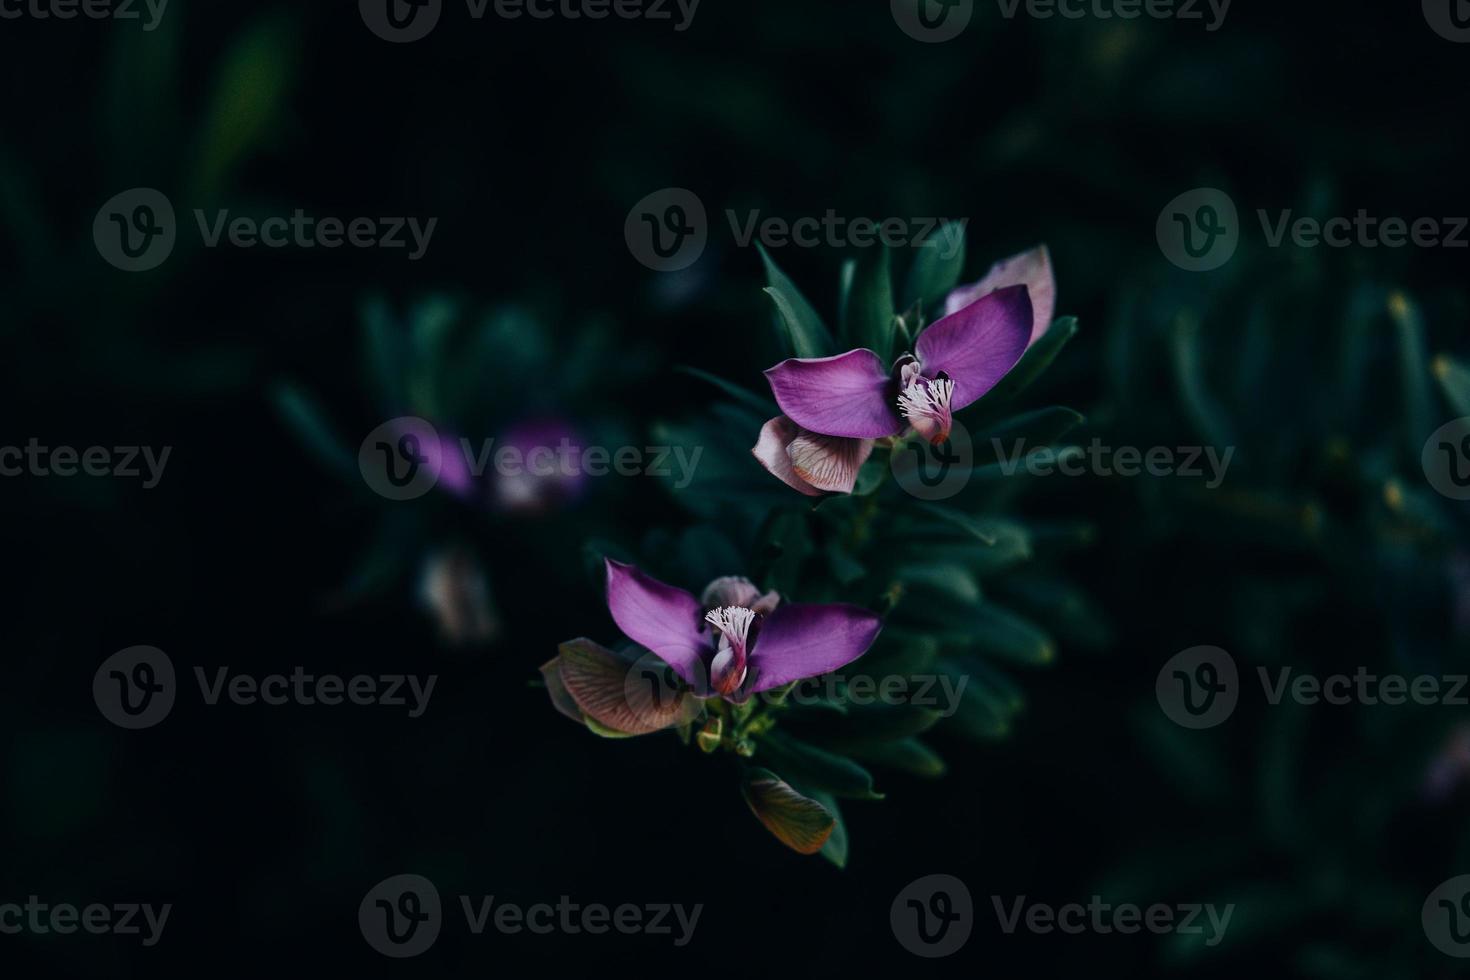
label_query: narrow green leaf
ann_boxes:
[842,245,896,361]
[914,502,999,545]
[842,738,947,779]
[675,366,777,415]
[272,382,354,475]
[810,791,849,868]
[188,14,298,201]
[755,732,884,800]
[1434,354,1470,417]
[903,221,968,313]
[758,244,833,358]
[1391,291,1434,460]
[975,603,1055,665]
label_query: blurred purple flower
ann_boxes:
[490,418,587,514]
[418,545,500,645]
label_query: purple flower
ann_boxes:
[752,246,1054,496]
[604,560,881,698]
[543,560,883,736]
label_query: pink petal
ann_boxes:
[763,349,905,439]
[554,639,702,736]
[787,431,874,495]
[745,603,883,693]
[701,576,781,614]
[751,416,823,496]
[604,559,710,686]
[915,284,1032,412]
[945,245,1056,347]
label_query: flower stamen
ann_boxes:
[897,375,955,445]
[705,605,756,695]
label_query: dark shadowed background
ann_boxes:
[3,0,1469,976]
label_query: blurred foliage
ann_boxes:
[1094,235,1470,976]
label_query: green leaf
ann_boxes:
[903,221,968,314]
[913,502,999,545]
[945,680,1013,741]
[988,574,1112,650]
[842,245,896,361]
[851,456,888,496]
[945,655,1026,716]
[971,603,1056,666]
[1434,354,1470,417]
[755,732,884,800]
[188,14,298,201]
[740,768,836,856]
[272,382,354,476]
[362,298,407,413]
[842,738,946,779]
[897,562,982,604]
[969,316,1079,418]
[810,791,849,869]
[675,366,777,415]
[1171,313,1236,450]
[800,701,944,743]
[758,244,833,358]
[978,406,1086,459]
[1390,292,1434,462]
